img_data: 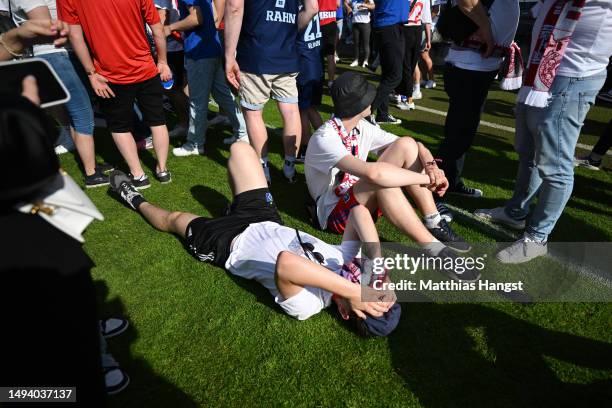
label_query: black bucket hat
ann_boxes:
[331,72,377,118]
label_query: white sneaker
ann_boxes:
[173,143,204,157]
[396,100,411,110]
[208,114,230,127]
[406,101,416,110]
[168,125,186,139]
[496,234,547,264]
[362,61,368,68]
[144,136,153,150]
[349,60,359,67]
[54,144,71,155]
[334,53,340,63]
[412,90,423,100]
[425,80,437,89]
[474,207,526,230]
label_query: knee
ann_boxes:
[230,139,255,157]
[392,136,419,155]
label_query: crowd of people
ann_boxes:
[1,0,611,402]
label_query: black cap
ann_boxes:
[0,95,59,208]
[331,72,377,118]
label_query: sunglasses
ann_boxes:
[295,229,325,264]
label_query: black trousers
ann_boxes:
[438,64,498,189]
[592,119,611,156]
[371,24,404,118]
[352,22,371,64]
[397,25,422,98]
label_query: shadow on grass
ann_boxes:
[94,281,198,408]
[388,298,612,408]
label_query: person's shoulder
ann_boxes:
[310,121,338,144]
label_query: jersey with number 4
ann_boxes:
[297,11,323,84]
[237,0,300,74]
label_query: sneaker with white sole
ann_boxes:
[334,53,340,63]
[424,80,436,89]
[406,100,416,110]
[362,61,368,68]
[496,234,547,264]
[474,207,526,230]
[349,59,359,67]
[173,142,204,157]
[168,125,186,138]
[85,171,110,189]
[412,90,423,100]
[129,173,150,190]
[105,367,130,395]
[426,219,472,253]
[109,171,147,209]
[395,99,411,110]
[573,155,601,171]
[365,114,380,128]
[283,160,297,183]
[449,184,483,198]
[596,89,612,103]
[155,169,172,184]
[54,144,72,155]
[376,114,402,125]
[436,201,453,223]
[100,318,129,338]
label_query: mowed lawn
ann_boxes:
[59,62,612,407]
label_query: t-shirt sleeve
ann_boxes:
[12,0,47,14]
[142,0,161,25]
[422,0,432,25]
[306,129,351,174]
[361,121,398,155]
[56,0,79,25]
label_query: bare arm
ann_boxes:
[69,24,115,98]
[298,0,319,31]
[224,0,244,88]
[0,19,69,61]
[213,0,226,28]
[458,0,493,56]
[336,155,431,188]
[344,0,352,14]
[167,5,203,32]
[150,22,171,81]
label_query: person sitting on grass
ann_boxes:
[304,72,478,283]
[109,141,400,336]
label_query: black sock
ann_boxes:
[132,195,146,210]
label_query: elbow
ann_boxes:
[226,0,242,16]
[364,164,381,184]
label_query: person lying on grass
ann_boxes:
[109,141,400,336]
[304,72,480,282]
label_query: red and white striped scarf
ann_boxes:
[330,118,361,197]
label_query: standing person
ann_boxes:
[9,0,113,188]
[58,0,173,189]
[476,0,612,263]
[169,0,247,157]
[224,0,319,184]
[436,0,519,200]
[297,5,324,160]
[318,0,339,88]
[155,0,190,138]
[334,3,343,62]
[368,0,409,125]
[411,0,432,100]
[347,0,374,68]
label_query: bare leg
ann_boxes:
[378,138,438,215]
[343,204,382,259]
[277,101,301,157]
[243,108,268,159]
[112,132,145,177]
[421,51,434,81]
[327,55,336,83]
[138,202,198,238]
[71,128,97,176]
[227,141,269,195]
[150,125,169,172]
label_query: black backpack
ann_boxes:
[436,0,495,45]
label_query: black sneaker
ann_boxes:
[155,169,172,184]
[427,219,471,252]
[435,246,481,282]
[375,114,402,125]
[365,114,380,128]
[96,162,115,174]
[85,171,110,188]
[129,173,150,190]
[573,155,601,171]
[448,183,483,198]
[109,171,146,210]
[436,201,453,223]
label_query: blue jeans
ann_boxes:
[185,56,246,146]
[39,52,94,136]
[505,71,606,241]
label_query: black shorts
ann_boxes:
[99,75,166,133]
[298,79,323,109]
[185,188,283,267]
[321,22,338,56]
[167,50,185,88]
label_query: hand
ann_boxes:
[424,41,431,52]
[89,73,115,99]
[163,25,172,37]
[225,57,241,90]
[347,288,393,320]
[21,75,40,106]
[157,61,172,82]
[16,19,69,48]
[425,165,449,196]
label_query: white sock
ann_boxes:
[423,212,442,229]
[422,239,445,256]
[414,83,421,93]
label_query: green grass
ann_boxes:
[59,63,612,407]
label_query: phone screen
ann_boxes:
[0,58,70,108]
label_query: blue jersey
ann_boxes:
[237,0,301,74]
[297,13,323,84]
[179,0,222,59]
[372,0,410,28]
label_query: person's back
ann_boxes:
[237,0,300,74]
[58,0,159,84]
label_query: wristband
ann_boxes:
[425,159,442,167]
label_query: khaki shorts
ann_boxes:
[239,72,299,110]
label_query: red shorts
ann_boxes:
[326,187,382,234]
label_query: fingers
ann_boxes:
[354,309,367,320]
[21,75,40,106]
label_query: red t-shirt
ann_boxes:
[318,0,338,26]
[58,0,161,84]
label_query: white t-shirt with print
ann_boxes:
[445,0,520,72]
[304,118,398,229]
[225,221,346,320]
[351,0,373,24]
[407,0,432,26]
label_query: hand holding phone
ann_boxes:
[0,58,69,108]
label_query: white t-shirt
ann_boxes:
[225,221,346,320]
[351,0,373,24]
[407,0,432,26]
[155,0,183,52]
[551,0,612,78]
[305,118,398,229]
[445,0,520,72]
[10,0,66,55]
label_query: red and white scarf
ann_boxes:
[518,0,585,107]
[330,118,361,197]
